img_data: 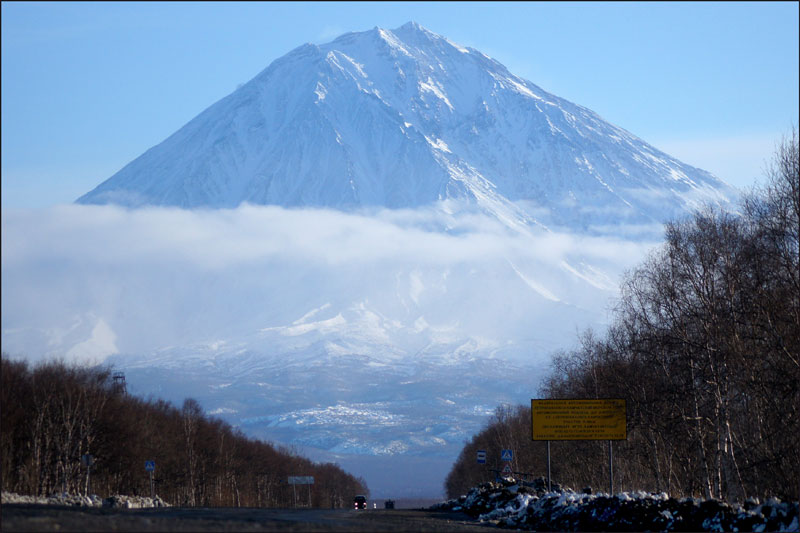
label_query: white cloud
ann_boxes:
[65,318,118,365]
[1,204,660,363]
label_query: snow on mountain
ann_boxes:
[76,21,737,230]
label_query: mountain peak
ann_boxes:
[399,20,423,30]
[395,21,436,36]
[77,23,737,228]
[391,21,454,49]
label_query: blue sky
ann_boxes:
[2,1,798,208]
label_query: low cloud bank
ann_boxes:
[2,203,659,364]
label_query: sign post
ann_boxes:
[476,450,486,464]
[546,440,551,492]
[145,460,156,499]
[609,440,614,495]
[532,399,626,494]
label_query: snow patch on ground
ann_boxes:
[434,478,799,532]
[1,491,170,509]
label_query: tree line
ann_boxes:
[0,357,368,507]
[445,129,799,503]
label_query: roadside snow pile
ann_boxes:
[1,491,170,508]
[434,478,799,531]
[101,494,170,508]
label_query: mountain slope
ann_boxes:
[76,22,737,229]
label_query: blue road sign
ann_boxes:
[145,460,155,472]
[501,449,513,461]
[476,450,487,464]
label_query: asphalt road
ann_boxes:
[0,504,493,532]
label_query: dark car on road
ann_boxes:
[384,499,395,509]
[353,495,367,510]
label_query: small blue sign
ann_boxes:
[501,449,513,461]
[145,460,156,472]
[476,450,486,464]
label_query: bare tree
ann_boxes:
[444,128,799,502]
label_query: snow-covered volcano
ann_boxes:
[77,21,736,229]
[10,23,740,498]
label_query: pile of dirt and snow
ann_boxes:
[434,478,799,531]
[1,491,170,508]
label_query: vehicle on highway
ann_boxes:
[384,499,395,509]
[353,495,367,510]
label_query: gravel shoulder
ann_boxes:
[0,504,491,532]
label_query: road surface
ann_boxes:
[0,504,493,532]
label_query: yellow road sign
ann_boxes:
[531,398,626,441]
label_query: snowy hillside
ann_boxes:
[76,22,737,230]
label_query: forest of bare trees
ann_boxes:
[445,129,799,503]
[0,357,368,507]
